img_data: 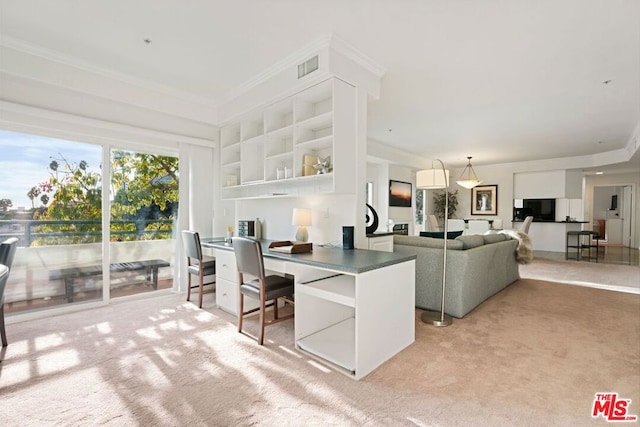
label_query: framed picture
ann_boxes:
[471,185,498,215]
[389,180,412,207]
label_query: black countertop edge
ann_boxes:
[201,238,416,274]
[366,232,395,237]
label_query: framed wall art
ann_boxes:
[471,185,498,215]
[389,180,412,207]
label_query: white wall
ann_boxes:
[235,194,356,246]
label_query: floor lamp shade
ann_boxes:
[292,208,312,242]
[416,168,450,189]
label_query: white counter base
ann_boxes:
[527,222,584,252]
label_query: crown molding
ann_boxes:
[329,34,387,78]
[215,34,334,106]
[216,33,386,107]
[0,100,216,148]
[0,35,219,109]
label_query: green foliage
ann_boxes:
[0,198,12,212]
[31,151,179,245]
[433,189,459,220]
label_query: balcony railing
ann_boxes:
[1,219,176,312]
[0,219,174,247]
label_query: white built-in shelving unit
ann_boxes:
[220,78,356,200]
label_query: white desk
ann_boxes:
[203,239,416,380]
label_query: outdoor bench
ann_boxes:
[49,259,170,302]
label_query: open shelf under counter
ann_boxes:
[297,274,355,307]
[296,317,355,373]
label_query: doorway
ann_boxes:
[592,185,633,247]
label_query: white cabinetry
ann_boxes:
[214,249,259,315]
[514,170,582,199]
[366,234,394,252]
[294,260,415,380]
[555,198,583,221]
[220,78,356,199]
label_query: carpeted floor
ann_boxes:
[520,256,640,293]
[1,276,638,426]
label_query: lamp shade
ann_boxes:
[456,179,482,189]
[292,208,312,226]
[416,169,450,189]
[455,156,482,189]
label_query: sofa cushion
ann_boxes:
[419,230,464,239]
[394,234,464,250]
[455,235,485,249]
[483,233,509,244]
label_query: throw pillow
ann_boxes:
[420,230,464,239]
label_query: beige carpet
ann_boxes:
[520,256,640,293]
[1,278,639,426]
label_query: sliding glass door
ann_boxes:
[108,149,178,299]
[0,130,104,311]
[0,130,178,314]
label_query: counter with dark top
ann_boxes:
[201,237,415,274]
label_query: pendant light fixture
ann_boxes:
[456,156,482,189]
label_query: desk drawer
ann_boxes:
[215,249,237,282]
[216,277,260,316]
[216,277,238,315]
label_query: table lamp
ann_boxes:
[292,208,312,242]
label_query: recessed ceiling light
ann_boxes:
[603,79,612,84]
[143,38,152,44]
[596,171,604,175]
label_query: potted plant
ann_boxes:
[433,189,458,221]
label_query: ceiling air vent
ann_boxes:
[298,55,319,79]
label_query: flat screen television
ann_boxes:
[515,198,556,222]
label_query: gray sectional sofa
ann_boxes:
[393,233,520,318]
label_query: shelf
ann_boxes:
[220,173,333,200]
[221,123,241,147]
[265,152,293,162]
[219,77,355,199]
[266,124,294,139]
[296,111,333,131]
[222,160,241,168]
[295,135,332,151]
[296,317,355,373]
[297,274,355,307]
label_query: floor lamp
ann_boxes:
[416,161,453,327]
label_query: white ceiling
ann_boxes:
[1,0,639,168]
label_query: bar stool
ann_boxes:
[566,231,599,262]
[583,231,600,262]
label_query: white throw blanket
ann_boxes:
[498,229,534,264]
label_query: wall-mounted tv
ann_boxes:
[514,198,556,222]
[389,180,412,207]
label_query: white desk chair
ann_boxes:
[520,216,534,234]
[467,220,490,235]
[492,219,503,230]
[447,219,465,232]
[427,215,439,232]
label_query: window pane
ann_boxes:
[109,149,177,298]
[0,130,103,312]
